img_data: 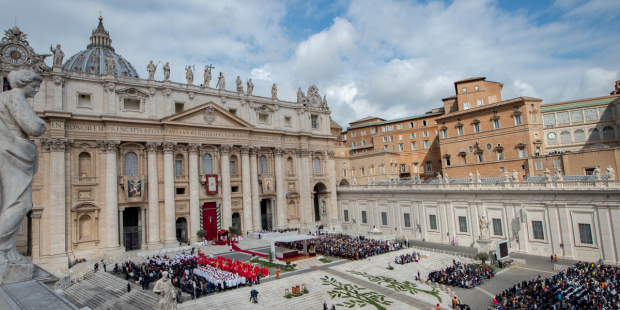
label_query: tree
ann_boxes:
[197,230,207,240]
[268,251,275,264]
[476,252,490,265]
[228,225,240,237]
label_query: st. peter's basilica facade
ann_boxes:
[0,17,339,271]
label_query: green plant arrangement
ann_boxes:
[321,276,394,310]
[319,258,332,264]
[302,286,309,294]
[196,230,207,240]
[228,225,240,237]
[346,270,442,303]
[476,252,490,265]
[388,265,394,270]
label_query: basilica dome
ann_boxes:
[62,16,139,78]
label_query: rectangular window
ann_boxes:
[411,142,417,150]
[351,132,356,138]
[423,140,430,149]
[473,123,480,133]
[124,98,141,111]
[382,126,387,132]
[422,120,427,126]
[382,137,388,143]
[463,102,470,110]
[535,162,542,170]
[543,114,556,126]
[442,130,448,138]
[514,115,522,125]
[398,135,403,140]
[497,150,504,160]
[584,108,598,121]
[404,213,411,227]
[556,112,569,124]
[474,85,479,91]
[458,216,468,233]
[361,130,366,136]
[410,133,416,139]
[78,94,91,108]
[554,160,561,168]
[578,223,593,244]
[429,214,437,230]
[383,145,389,150]
[397,124,403,130]
[229,161,236,175]
[381,212,388,226]
[457,127,464,136]
[370,129,376,134]
[352,142,357,148]
[477,99,483,107]
[284,116,291,126]
[344,210,349,222]
[389,136,394,142]
[423,131,429,137]
[492,218,503,236]
[477,152,484,162]
[361,168,365,175]
[360,211,367,224]
[532,221,544,240]
[398,143,404,151]
[388,125,394,131]
[570,110,584,123]
[409,122,415,128]
[518,147,525,158]
[599,107,613,119]
[176,187,185,195]
[425,161,432,171]
[493,119,500,129]
[361,140,367,146]
[231,186,239,192]
[462,87,467,94]
[229,108,237,116]
[175,102,184,113]
[175,160,183,176]
[259,113,269,123]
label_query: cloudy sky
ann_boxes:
[4,0,620,128]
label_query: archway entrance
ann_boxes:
[176,217,188,243]
[232,213,241,232]
[339,178,350,186]
[313,183,328,222]
[260,199,273,231]
[123,207,141,251]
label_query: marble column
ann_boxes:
[220,145,232,230]
[119,208,124,249]
[240,146,253,232]
[274,148,286,228]
[140,206,147,248]
[250,147,261,230]
[146,142,161,247]
[188,143,201,243]
[162,142,177,246]
[42,138,72,256]
[327,151,338,227]
[297,149,312,228]
[97,140,120,250]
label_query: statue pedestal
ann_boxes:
[477,238,493,255]
[0,261,34,284]
[52,67,62,73]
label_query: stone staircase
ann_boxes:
[62,271,157,310]
[291,257,323,270]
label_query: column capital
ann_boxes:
[140,205,148,211]
[162,141,176,153]
[188,143,201,154]
[239,145,251,155]
[220,144,232,155]
[119,207,126,212]
[41,138,74,152]
[249,146,260,156]
[296,148,310,157]
[97,140,120,153]
[273,147,284,157]
[145,142,161,153]
[327,150,335,158]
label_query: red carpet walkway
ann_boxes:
[231,244,268,257]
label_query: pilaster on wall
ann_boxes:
[556,203,575,259]
[596,204,616,264]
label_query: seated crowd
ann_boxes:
[493,262,620,309]
[275,234,403,260]
[251,228,299,235]
[394,251,421,264]
[428,262,494,288]
[116,251,268,300]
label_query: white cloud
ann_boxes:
[251,64,273,81]
[512,80,542,99]
[581,68,619,97]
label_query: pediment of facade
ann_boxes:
[161,102,253,129]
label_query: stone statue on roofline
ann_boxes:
[444,173,449,184]
[475,171,481,183]
[236,76,243,93]
[0,70,46,275]
[247,78,254,95]
[147,60,157,79]
[50,44,64,67]
[512,170,519,182]
[271,83,278,99]
[504,171,510,182]
[185,65,194,84]
[555,167,563,181]
[204,65,212,87]
[163,62,170,80]
[436,173,443,183]
[594,166,601,180]
[544,169,552,181]
[469,172,474,183]
[606,165,615,180]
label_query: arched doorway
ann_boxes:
[339,178,350,186]
[176,217,188,243]
[313,183,328,222]
[232,213,241,232]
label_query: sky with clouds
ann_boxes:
[3,0,620,129]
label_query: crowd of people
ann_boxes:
[275,234,404,260]
[493,262,620,309]
[428,261,495,288]
[394,251,421,264]
[249,228,299,238]
[115,250,267,300]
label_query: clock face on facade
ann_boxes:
[547,132,556,139]
[310,96,319,107]
[3,45,28,64]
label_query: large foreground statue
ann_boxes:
[0,70,46,264]
[153,271,177,310]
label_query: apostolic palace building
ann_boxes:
[0,18,339,272]
[3,16,620,275]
